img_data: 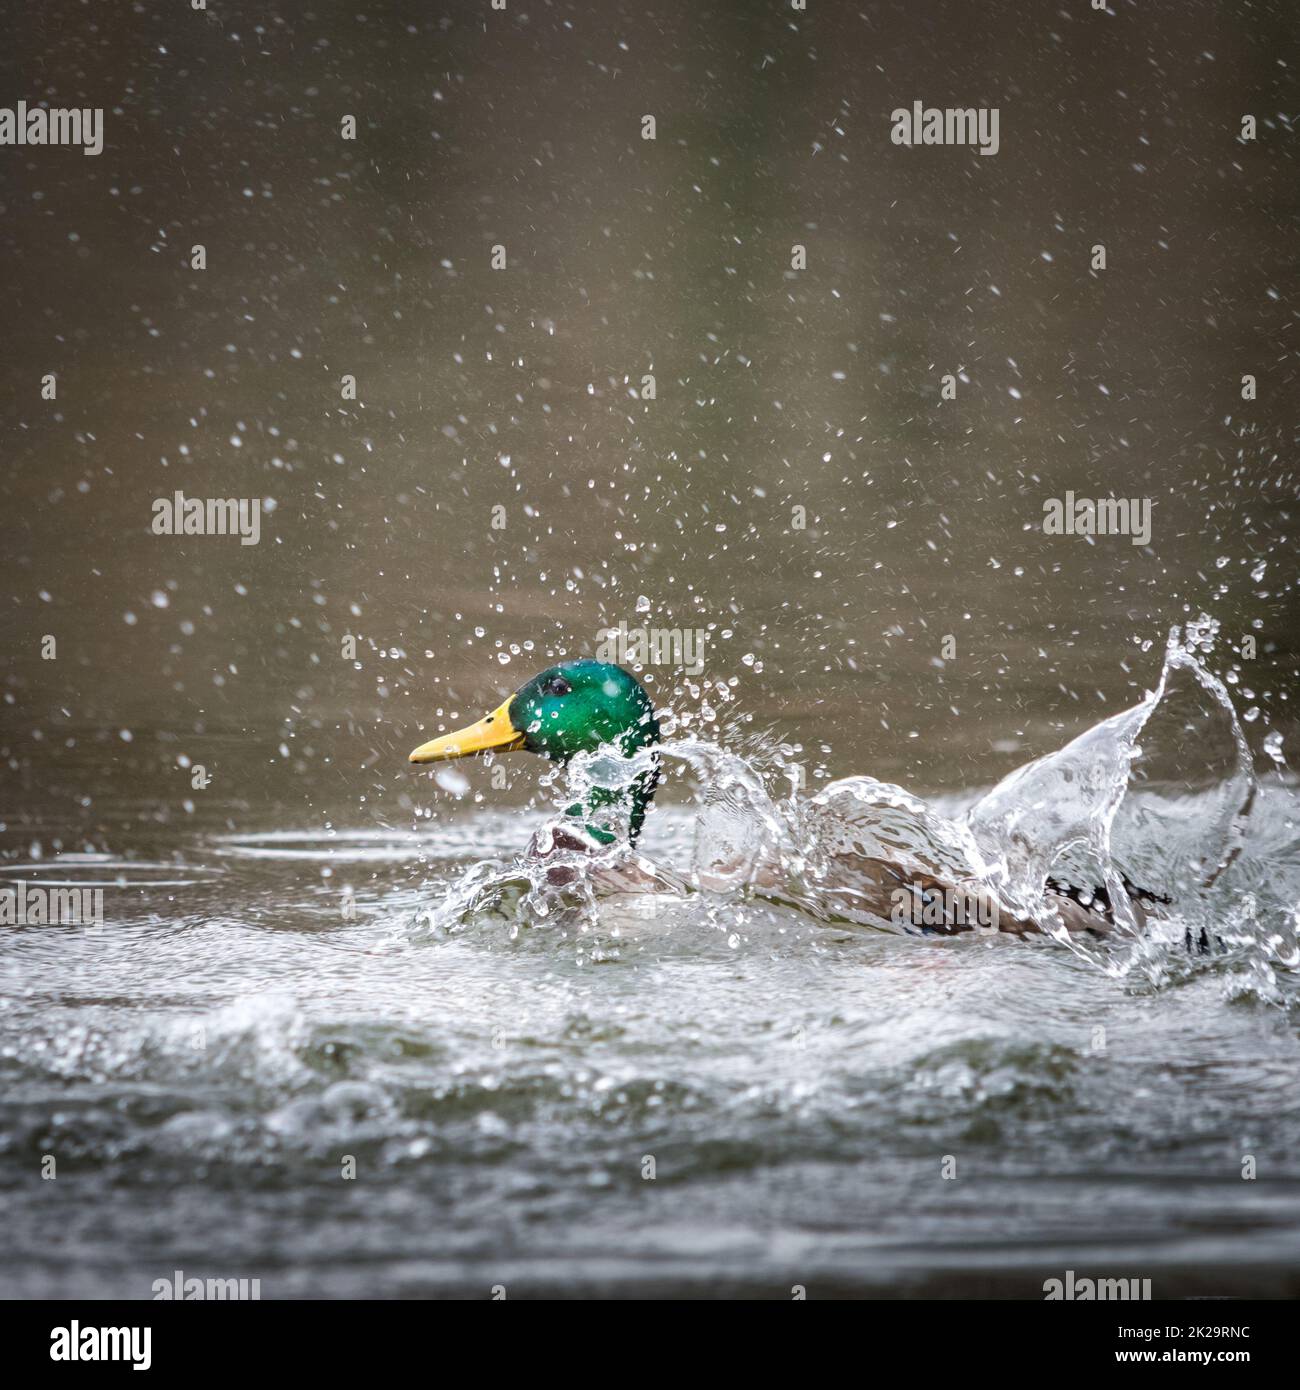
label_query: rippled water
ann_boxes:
[3,631,1299,1299]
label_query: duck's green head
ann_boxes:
[409,660,660,841]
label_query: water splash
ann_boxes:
[410,626,1297,993]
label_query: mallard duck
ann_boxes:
[409,660,1164,936]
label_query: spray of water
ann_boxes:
[412,625,1297,993]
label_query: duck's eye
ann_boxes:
[544,676,571,697]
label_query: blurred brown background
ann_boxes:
[1,0,1295,839]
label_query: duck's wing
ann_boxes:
[789,779,1163,936]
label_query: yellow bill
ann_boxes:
[408,696,525,763]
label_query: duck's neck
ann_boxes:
[564,743,660,848]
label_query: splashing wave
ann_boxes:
[417,626,1298,994]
